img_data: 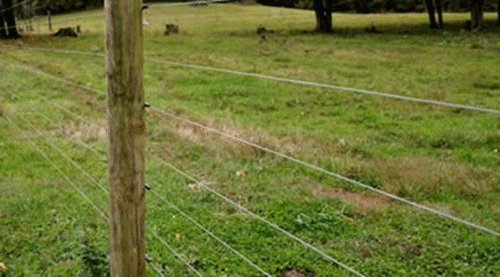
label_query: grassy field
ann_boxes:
[1,3,499,276]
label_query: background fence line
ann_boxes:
[4,0,236,31]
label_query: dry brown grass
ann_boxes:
[58,119,107,141]
[313,187,390,212]
[148,109,312,159]
[147,108,497,204]
[378,157,497,198]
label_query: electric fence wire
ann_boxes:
[38,100,272,277]
[24,90,359,276]
[149,108,500,237]
[29,104,106,160]
[4,56,500,234]
[5,114,189,277]
[149,229,204,277]
[149,153,366,277]
[149,0,235,8]
[3,58,500,238]
[145,254,167,277]
[0,64,207,276]
[25,46,500,114]
[4,114,109,220]
[148,185,272,277]
[17,84,272,277]
[25,105,108,193]
[9,107,203,277]
[17,113,109,194]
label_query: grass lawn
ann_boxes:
[1,3,499,276]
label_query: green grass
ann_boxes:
[1,4,500,276]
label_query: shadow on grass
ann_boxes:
[223,18,500,39]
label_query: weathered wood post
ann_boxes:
[105,0,146,275]
[48,11,52,30]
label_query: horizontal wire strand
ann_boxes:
[18,111,109,194]
[5,115,109,220]
[8,109,203,277]
[150,108,500,237]
[29,105,106,159]
[149,153,366,277]
[5,58,500,270]
[1,73,198,277]
[149,228,204,277]
[4,57,499,236]
[24,83,272,276]
[26,98,271,276]
[3,60,363,275]
[146,255,166,277]
[11,76,266,276]
[148,185,272,277]
[22,47,500,114]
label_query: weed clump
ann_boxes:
[276,266,316,277]
[79,234,109,276]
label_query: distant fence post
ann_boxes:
[48,11,52,30]
[105,0,146,275]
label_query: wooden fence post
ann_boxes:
[105,0,146,275]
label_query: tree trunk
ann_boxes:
[314,0,325,31]
[3,0,21,38]
[435,0,443,28]
[0,11,7,38]
[496,0,500,26]
[425,0,438,29]
[324,0,333,32]
[471,0,485,30]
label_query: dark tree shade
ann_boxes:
[0,11,7,38]
[314,0,333,32]
[314,0,325,31]
[471,0,485,29]
[496,0,500,26]
[425,0,438,28]
[2,0,20,38]
[435,0,443,28]
[324,0,332,31]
